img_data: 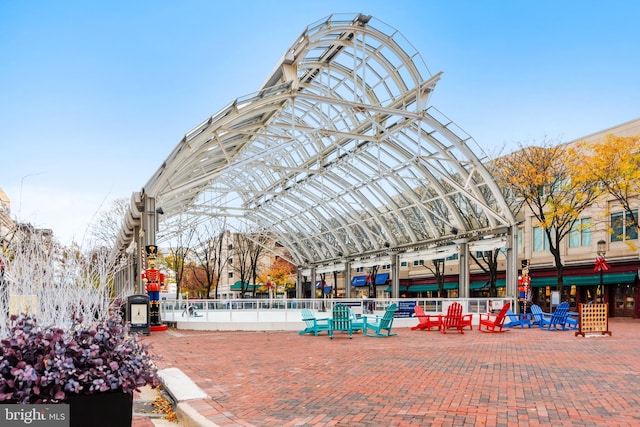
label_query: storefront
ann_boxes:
[469,278,507,298]
[350,273,390,298]
[530,270,638,317]
[396,277,459,298]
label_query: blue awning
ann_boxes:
[351,276,367,286]
[315,281,332,293]
[376,273,390,284]
[351,273,390,286]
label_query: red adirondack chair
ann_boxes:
[439,302,472,334]
[411,305,441,331]
[478,302,511,333]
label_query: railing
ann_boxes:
[159,297,516,323]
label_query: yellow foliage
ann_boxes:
[582,135,640,193]
[152,389,178,423]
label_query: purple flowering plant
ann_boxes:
[0,314,158,404]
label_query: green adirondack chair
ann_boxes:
[299,308,331,336]
[363,303,398,337]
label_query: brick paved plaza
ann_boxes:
[137,318,640,426]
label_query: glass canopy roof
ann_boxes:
[115,13,515,268]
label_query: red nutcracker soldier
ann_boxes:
[518,260,532,314]
[142,245,167,332]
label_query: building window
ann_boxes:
[569,218,592,247]
[533,226,551,252]
[475,248,507,259]
[382,263,391,269]
[228,271,233,278]
[355,266,365,273]
[611,210,638,242]
[413,259,424,266]
[400,261,408,267]
[517,228,523,254]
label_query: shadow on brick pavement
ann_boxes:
[140,317,640,427]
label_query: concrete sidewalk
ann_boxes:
[139,318,640,426]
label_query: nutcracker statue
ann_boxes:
[518,259,532,314]
[142,245,167,332]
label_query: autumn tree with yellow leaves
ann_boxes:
[493,139,600,293]
[258,256,296,296]
[578,134,640,234]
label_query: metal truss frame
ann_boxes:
[114,13,515,271]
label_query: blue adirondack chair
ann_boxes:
[363,303,398,337]
[504,309,522,328]
[565,312,579,330]
[299,308,331,336]
[329,303,361,339]
[504,308,532,328]
[530,304,551,329]
[533,302,573,330]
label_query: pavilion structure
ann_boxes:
[112,13,517,299]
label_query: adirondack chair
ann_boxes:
[411,305,441,331]
[504,309,532,329]
[539,301,573,330]
[478,301,510,333]
[299,308,331,336]
[363,303,398,337]
[439,302,472,334]
[530,304,549,328]
[565,311,579,330]
[329,303,360,338]
[349,307,364,332]
[504,309,521,328]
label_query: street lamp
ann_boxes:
[19,173,43,219]
[596,239,607,302]
[266,275,273,301]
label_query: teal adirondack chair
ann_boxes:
[363,303,398,337]
[299,308,331,336]
[329,303,361,339]
[349,307,364,332]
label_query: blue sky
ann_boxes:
[1,0,639,246]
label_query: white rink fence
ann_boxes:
[158,297,516,331]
